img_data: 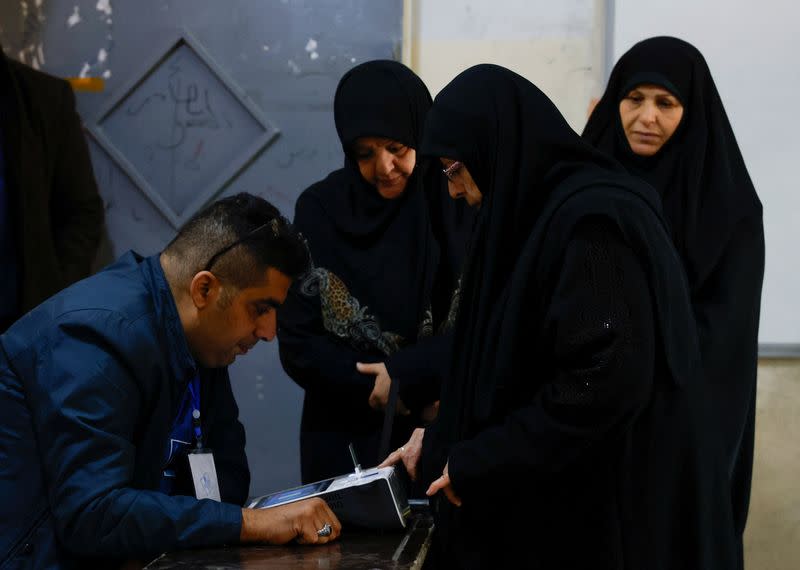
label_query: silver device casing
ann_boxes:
[247,466,410,530]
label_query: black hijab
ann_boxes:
[582,36,762,288]
[583,38,765,549]
[420,64,698,449]
[297,60,470,340]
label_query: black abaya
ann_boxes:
[277,60,472,483]
[419,64,736,569]
[582,37,764,559]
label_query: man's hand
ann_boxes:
[426,461,462,507]
[379,427,424,481]
[357,362,410,416]
[240,498,342,545]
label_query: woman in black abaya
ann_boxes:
[582,37,764,566]
[382,64,736,569]
[278,61,471,484]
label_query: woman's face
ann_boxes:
[440,158,482,208]
[352,137,416,199]
[618,84,684,156]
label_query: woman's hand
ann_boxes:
[357,362,410,415]
[421,400,440,424]
[426,461,462,507]
[378,427,424,480]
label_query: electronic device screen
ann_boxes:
[247,466,409,529]
[249,479,333,509]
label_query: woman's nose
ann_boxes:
[640,102,658,124]
[375,150,394,176]
[447,181,462,199]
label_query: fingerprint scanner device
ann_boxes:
[248,465,409,529]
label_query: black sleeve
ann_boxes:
[50,80,104,285]
[692,219,764,534]
[277,192,385,401]
[693,219,763,410]
[277,282,383,401]
[385,333,451,412]
[447,219,656,499]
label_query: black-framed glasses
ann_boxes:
[203,221,275,272]
[442,161,463,181]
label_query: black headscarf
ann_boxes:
[420,64,699,448]
[582,36,762,288]
[297,60,471,340]
[416,63,745,570]
[583,38,765,550]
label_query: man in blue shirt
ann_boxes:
[0,193,341,568]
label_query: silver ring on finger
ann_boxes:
[316,523,332,538]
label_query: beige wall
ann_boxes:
[745,359,800,569]
[403,0,605,133]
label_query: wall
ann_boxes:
[747,360,800,569]
[405,0,606,133]
[613,0,800,350]
[608,5,800,561]
[0,0,403,498]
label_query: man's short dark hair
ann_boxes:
[164,193,309,289]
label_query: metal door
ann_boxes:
[1,0,402,496]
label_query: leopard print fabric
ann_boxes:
[298,267,462,354]
[299,267,402,355]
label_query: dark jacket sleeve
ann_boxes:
[447,220,656,499]
[278,277,451,412]
[203,369,250,506]
[277,191,385,401]
[22,317,242,558]
[49,79,104,285]
[282,191,451,410]
[385,333,451,411]
[278,283,383,400]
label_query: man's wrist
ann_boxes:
[240,508,268,543]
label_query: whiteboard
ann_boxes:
[612,0,800,350]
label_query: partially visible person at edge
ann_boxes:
[0,193,341,569]
[582,36,764,569]
[382,64,737,569]
[278,60,473,484]
[0,45,104,333]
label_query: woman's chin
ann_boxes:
[629,141,662,157]
[376,185,407,200]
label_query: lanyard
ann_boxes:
[160,374,205,494]
[187,375,203,450]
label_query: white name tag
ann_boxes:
[188,451,221,502]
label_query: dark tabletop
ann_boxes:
[144,511,434,570]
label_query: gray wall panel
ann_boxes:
[2,0,402,496]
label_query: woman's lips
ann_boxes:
[632,131,661,141]
[378,177,402,187]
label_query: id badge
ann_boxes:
[188,450,221,502]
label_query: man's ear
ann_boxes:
[189,271,221,309]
